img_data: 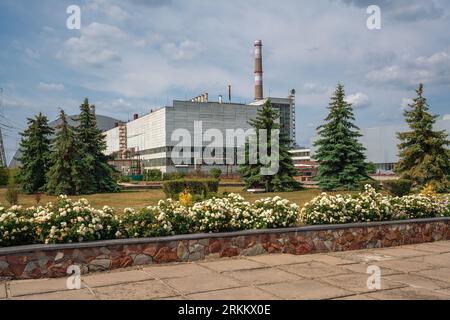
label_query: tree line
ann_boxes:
[17,98,119,195]
[313,83,450,192]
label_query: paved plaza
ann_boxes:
[2,241,450,300]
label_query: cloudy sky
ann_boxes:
[1,0,450,162]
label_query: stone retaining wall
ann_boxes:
[1,218,449,279]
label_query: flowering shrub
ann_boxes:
[420,184,438,197]
[301,185,450,225]
[0,196,119,246]
[118,198,192,238]
[0,206,35,247]
[392,194,449,219]
[186,194,299,232]
[188,197,234,233]
[118,207,171,238]
[252,196,299,229]
[179,189,193,207]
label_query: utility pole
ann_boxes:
[0,88,7,167]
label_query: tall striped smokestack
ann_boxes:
[254,40,263,101]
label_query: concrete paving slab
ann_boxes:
[258,279,352,300]
[418,253,450,268]
[366,287,450,300]
[279,261,350,279]
[13,289,95,300]
[333,294,377,300]
[163,272,242,295]
[385,273,450,291]
[340,263,401,276]
[330,251,395,263]
[143,263,214,279]
[409,243,450,254]
[82,270,153,288]
[186,287,279,300]
[199,258,266,273]
[436,288,450,296]
[0,283,6,299]
[319,273,406,293]
[371,247,432,259]
[159,296,186,300]
[9,278,84,297]
[374,258,436,273]
[310,255,357,266]
[223,267,302,285]
[415,268,450,284]
[245,254,315,266]
[94,280,176,300]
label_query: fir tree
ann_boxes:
[76,98,119,193]
[239,99,302,192]
[396,84,450,191]
[17,113,54,193]
[46,110,82,195]
[313,83,368,191]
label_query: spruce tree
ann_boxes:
[76,98,119,193]
[17,113,54,193]
[239,99,302,192]
[396,84,450,191]
[46,110,82,195]
[313,83,368,191]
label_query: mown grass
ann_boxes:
[0,187,354,212]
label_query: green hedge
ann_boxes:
[383,179,412,197]
[209,168,222,179]
[144,169,163,181]
[162,172,186,181]
[162,178,219,198]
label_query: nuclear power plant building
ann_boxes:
[104,41,296,174]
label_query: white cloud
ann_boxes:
[443,114,450,120]
[345,92,370,108]
[162,40,202,61]
[302,83,331,95]
[86,0,130,22]
[340,0,445,22]
[365,50,450,89]
[59,23,126,67]
[38,82,65,91]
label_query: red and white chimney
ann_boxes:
[254,40,263,101]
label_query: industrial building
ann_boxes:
[289,148,317,183]
[359,116,450,174]
[104,40,296,175]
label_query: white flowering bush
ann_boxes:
[392,194,449,219]
[252,196,300,229]
[118,198,193,238]
[0,196,119,246]
[301,185,450,225]
[187,196,236,233]
[33,196,119,244]
[0,206,35,247]
[227,193,255,230]
[187,194,299,232]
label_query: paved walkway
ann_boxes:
[2,241,450,300]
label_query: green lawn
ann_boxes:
[0,187,353,212]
